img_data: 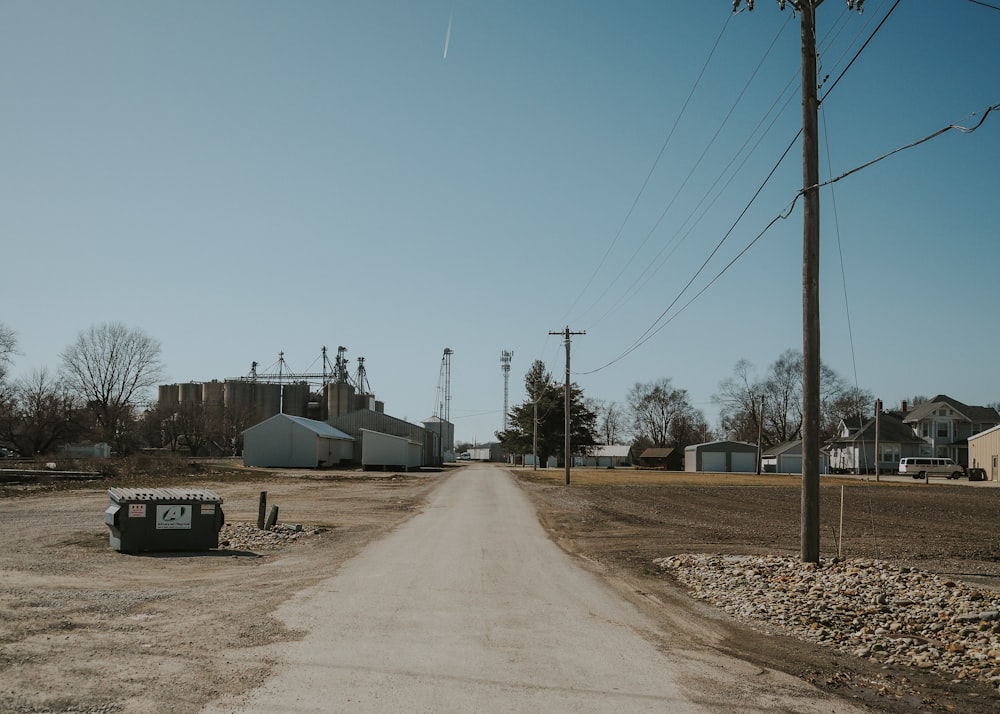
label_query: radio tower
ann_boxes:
[437,348,453,423]
[501,350,513,431]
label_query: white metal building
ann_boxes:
[969,425,1000,481]
[360,429,423,471]
[243,413,354,468]
[685,440,758,473]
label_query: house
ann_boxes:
[761,439,831,475]
[900,395,1000,467]
[685,440,757,473]
[577,445,634,468]
[968,424,1000,481]
[243,413,354,468]
[826,413,925,474]
[638,447,683,470]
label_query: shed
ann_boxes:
[243,413,354,468]
[329,409,435,466]
[360,429,423,471]
[969,424,1000,482]
[638,447,683,470]
[579,445,634,468]
[685,440,757,473]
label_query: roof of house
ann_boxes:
[639,447,677,459]
[592,445,632,458]
[902,395,1000,424]
[828,413,921,445]
[762,440,801,457]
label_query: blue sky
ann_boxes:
[3,1,998,444]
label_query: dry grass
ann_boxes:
[509,466,896,488]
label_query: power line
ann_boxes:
[963,0,1000,11]
[561,12,734,322]
[578,99,1000,376]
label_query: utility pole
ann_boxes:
[549,327,585,485]
[874,398,882,482]
[734,0,863,563]
[755,393,766,475]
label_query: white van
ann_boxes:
[898,457,964,479]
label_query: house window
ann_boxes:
[921,423,930,438]
[880,445,899,463]
[936,422,949,439]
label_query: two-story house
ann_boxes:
[900,395,1000,467]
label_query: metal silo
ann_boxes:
[281,382,310,417]
[158,384,179,408]
[255,383,281,420]
[178,382,203,404]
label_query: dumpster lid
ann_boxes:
[108,487,223,503]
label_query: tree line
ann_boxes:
[0,321,166,456]
[497,349,888,465]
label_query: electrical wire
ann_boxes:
[577,99,1000,376]
[561,11,734,322]
[963,0,1000,11]
[577,12,794,329]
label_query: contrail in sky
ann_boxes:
[443,6,453,59]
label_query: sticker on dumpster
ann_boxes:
[155,504,192,530]
[128,503,146,518]
[200,504,215,515]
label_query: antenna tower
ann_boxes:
[434,348,453,423]
[501,350,513,431]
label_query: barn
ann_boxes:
[242,413,354,468]
[685,440,757,473]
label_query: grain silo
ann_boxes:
[158,384,179,408]
[325,382,356,419]
[178,382,203,405]
[281,382,310,418]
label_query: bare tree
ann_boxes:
[592,399,627,446]
[626,378,704,450]
[0,368,81,456]
[60,323,164,453]
[0,322,17,385]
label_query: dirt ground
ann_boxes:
[2,460,999,713]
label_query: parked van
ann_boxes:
[898,457,964,479]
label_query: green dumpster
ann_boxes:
[105,488,224,553]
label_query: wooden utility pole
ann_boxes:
[799,0,822,565]
[549,327,585,485]
[734,0,863,562]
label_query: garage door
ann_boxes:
[732,452,756,473]
[702,451,726,472]
[780,455,802,474]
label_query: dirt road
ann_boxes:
[2,460,999,713]
[203,463,862,713]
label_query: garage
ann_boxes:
[685,440,758,473]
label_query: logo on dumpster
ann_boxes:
[155,504,192,530]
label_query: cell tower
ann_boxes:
[501,350,513,431]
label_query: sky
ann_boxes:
[2,1,998,445]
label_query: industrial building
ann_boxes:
[243,414,354,468]
[157,346,451,470]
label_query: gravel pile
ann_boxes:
[656,554,1000,692]
[219,521,324,552]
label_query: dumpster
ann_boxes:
[105,488,224,553]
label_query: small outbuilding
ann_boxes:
[685,440,757,473]
[360,429,423,471]
[578,445,635,468]
[638,447,683,470]
[243,413,354,468]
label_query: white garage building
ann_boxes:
[685,440,758,473]
[243,413,354,468]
